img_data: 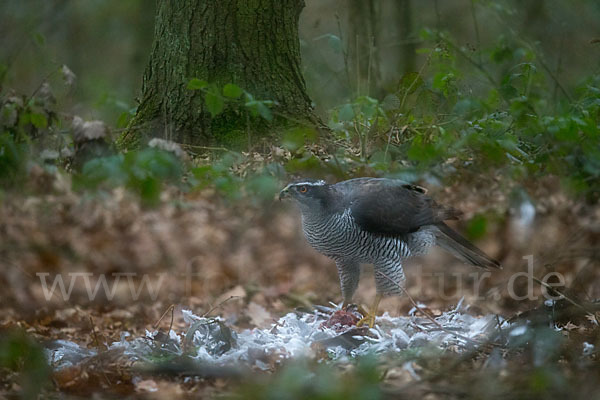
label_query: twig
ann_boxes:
[270,110,321,129]
[383,124,397,163]
[356,34,360,95]
[433,0,441,31]
[179,143,230,152]
[154,304,175,332]
[552,35,564,107]
[530,276,598,323]
[534,51,573,103]
[202,295,241,317]
[329,152,350,180]
[30,67,61,98]
[399,56,430,111]
[436,34,499,94]
[469,0,482,64]
[89,315,101,348]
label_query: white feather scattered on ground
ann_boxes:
[45,302,501,371]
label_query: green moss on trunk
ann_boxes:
[118,0,315,149]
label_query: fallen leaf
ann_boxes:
[247,302,272,328]
[135,379,158,393]
[215,285,246,305]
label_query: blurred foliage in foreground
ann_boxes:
[0,329,50,399]
[231,357,383,400]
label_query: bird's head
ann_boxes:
[279,180,333,214]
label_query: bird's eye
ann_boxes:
[299,186,308,193]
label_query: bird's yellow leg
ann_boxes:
[356,303,369,316]
[356,294,382,329]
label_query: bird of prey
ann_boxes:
[280,177,500,328]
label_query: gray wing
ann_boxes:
[342,178,461,236]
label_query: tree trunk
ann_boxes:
[347,0,381,97]
[118,0,314,149]
[396,0,415,75]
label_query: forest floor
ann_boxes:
[1,159,599,399]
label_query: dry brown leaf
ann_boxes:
[135,379,159,393]
[216,285,247,305]
[247,301,272,328]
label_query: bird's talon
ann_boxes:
[356,304,369,316]
[356,294,382,329]
[356,314,376,329]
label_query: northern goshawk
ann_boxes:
[280,177,500,328]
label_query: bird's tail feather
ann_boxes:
[435,222,501,269]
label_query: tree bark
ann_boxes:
[118,0,314,149]
[347,0,381,97]
[396,0,415,75]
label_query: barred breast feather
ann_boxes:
[302,208,413,264]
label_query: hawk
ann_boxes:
[280,177,500,328]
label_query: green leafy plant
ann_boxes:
[0,330,51,399]
[74,148,184,206]
[0,133,28,187]
[189,151,283,204]
[187,79,275,121]
[318,17,599,201]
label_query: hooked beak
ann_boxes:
[279,185,291,201]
